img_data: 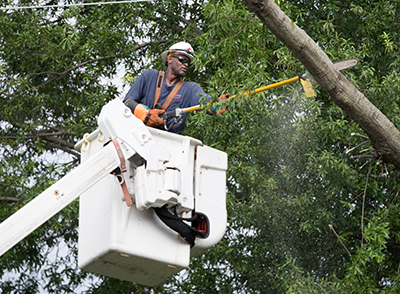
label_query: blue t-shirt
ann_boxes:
[123,69,209,134]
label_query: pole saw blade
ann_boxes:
[333,58,359,71]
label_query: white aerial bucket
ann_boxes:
[75,99,227,286]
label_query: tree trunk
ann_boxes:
[243,0,400,169]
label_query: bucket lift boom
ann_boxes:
[0,140,126,257]
[0,99,228,286]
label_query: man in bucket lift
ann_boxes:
[123,42,231,134]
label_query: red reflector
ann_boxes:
[196,216,208,233]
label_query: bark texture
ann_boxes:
[243,0,400,169]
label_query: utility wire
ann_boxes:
[0,0,152,10]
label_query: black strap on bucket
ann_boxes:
[154,205,208,247]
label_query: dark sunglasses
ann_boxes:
[171,55,192,66]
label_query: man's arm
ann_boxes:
[123,70,164,127]
[189,83,231,115]
[123,72,150,122]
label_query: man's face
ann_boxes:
[168,54,191,77]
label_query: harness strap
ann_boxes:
[111,139,133,207]
[153,71,165,109]
[162,80,184,110]
[153,71,185,110]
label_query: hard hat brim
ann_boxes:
[161,50,196,67]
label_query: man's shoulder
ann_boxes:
[183,80,202,89]
[141,68,160,77]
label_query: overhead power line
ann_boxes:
[0,0,152,10]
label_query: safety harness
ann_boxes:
[153,71,185,110]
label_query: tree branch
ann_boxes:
[143,2,205,36]
[329,224,352,257]
[46,141,80,158]
[28,55,114,88]
[361,164,371,247]
[155,7,205,36]
[1,129,79,158]
[0,197,21,203]
[22,39,169,86]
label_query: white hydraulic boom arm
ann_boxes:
[0,142,124,256]
[0,99,152,257]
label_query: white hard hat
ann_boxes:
[161,42,195,65]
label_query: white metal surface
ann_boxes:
[97,99,155,161]
[134,128,202,211]
[78,132,191,287]
[191,145,228,257]
[77,119,228,286]
[78,172,190,287]
[0,142,122,257]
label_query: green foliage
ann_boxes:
[184,0,400,292]
[2,0,400,293]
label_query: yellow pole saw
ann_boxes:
[162,58,358,124]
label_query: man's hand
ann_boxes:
[209,93,232,114]
[145,109,165,127]
[219,93,232,102]
[124,100,165,127]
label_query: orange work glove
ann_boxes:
[132,104,150,121]
[210,93,232,114]
[144,109,165,127]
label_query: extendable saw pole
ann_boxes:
[162,58,358,122]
